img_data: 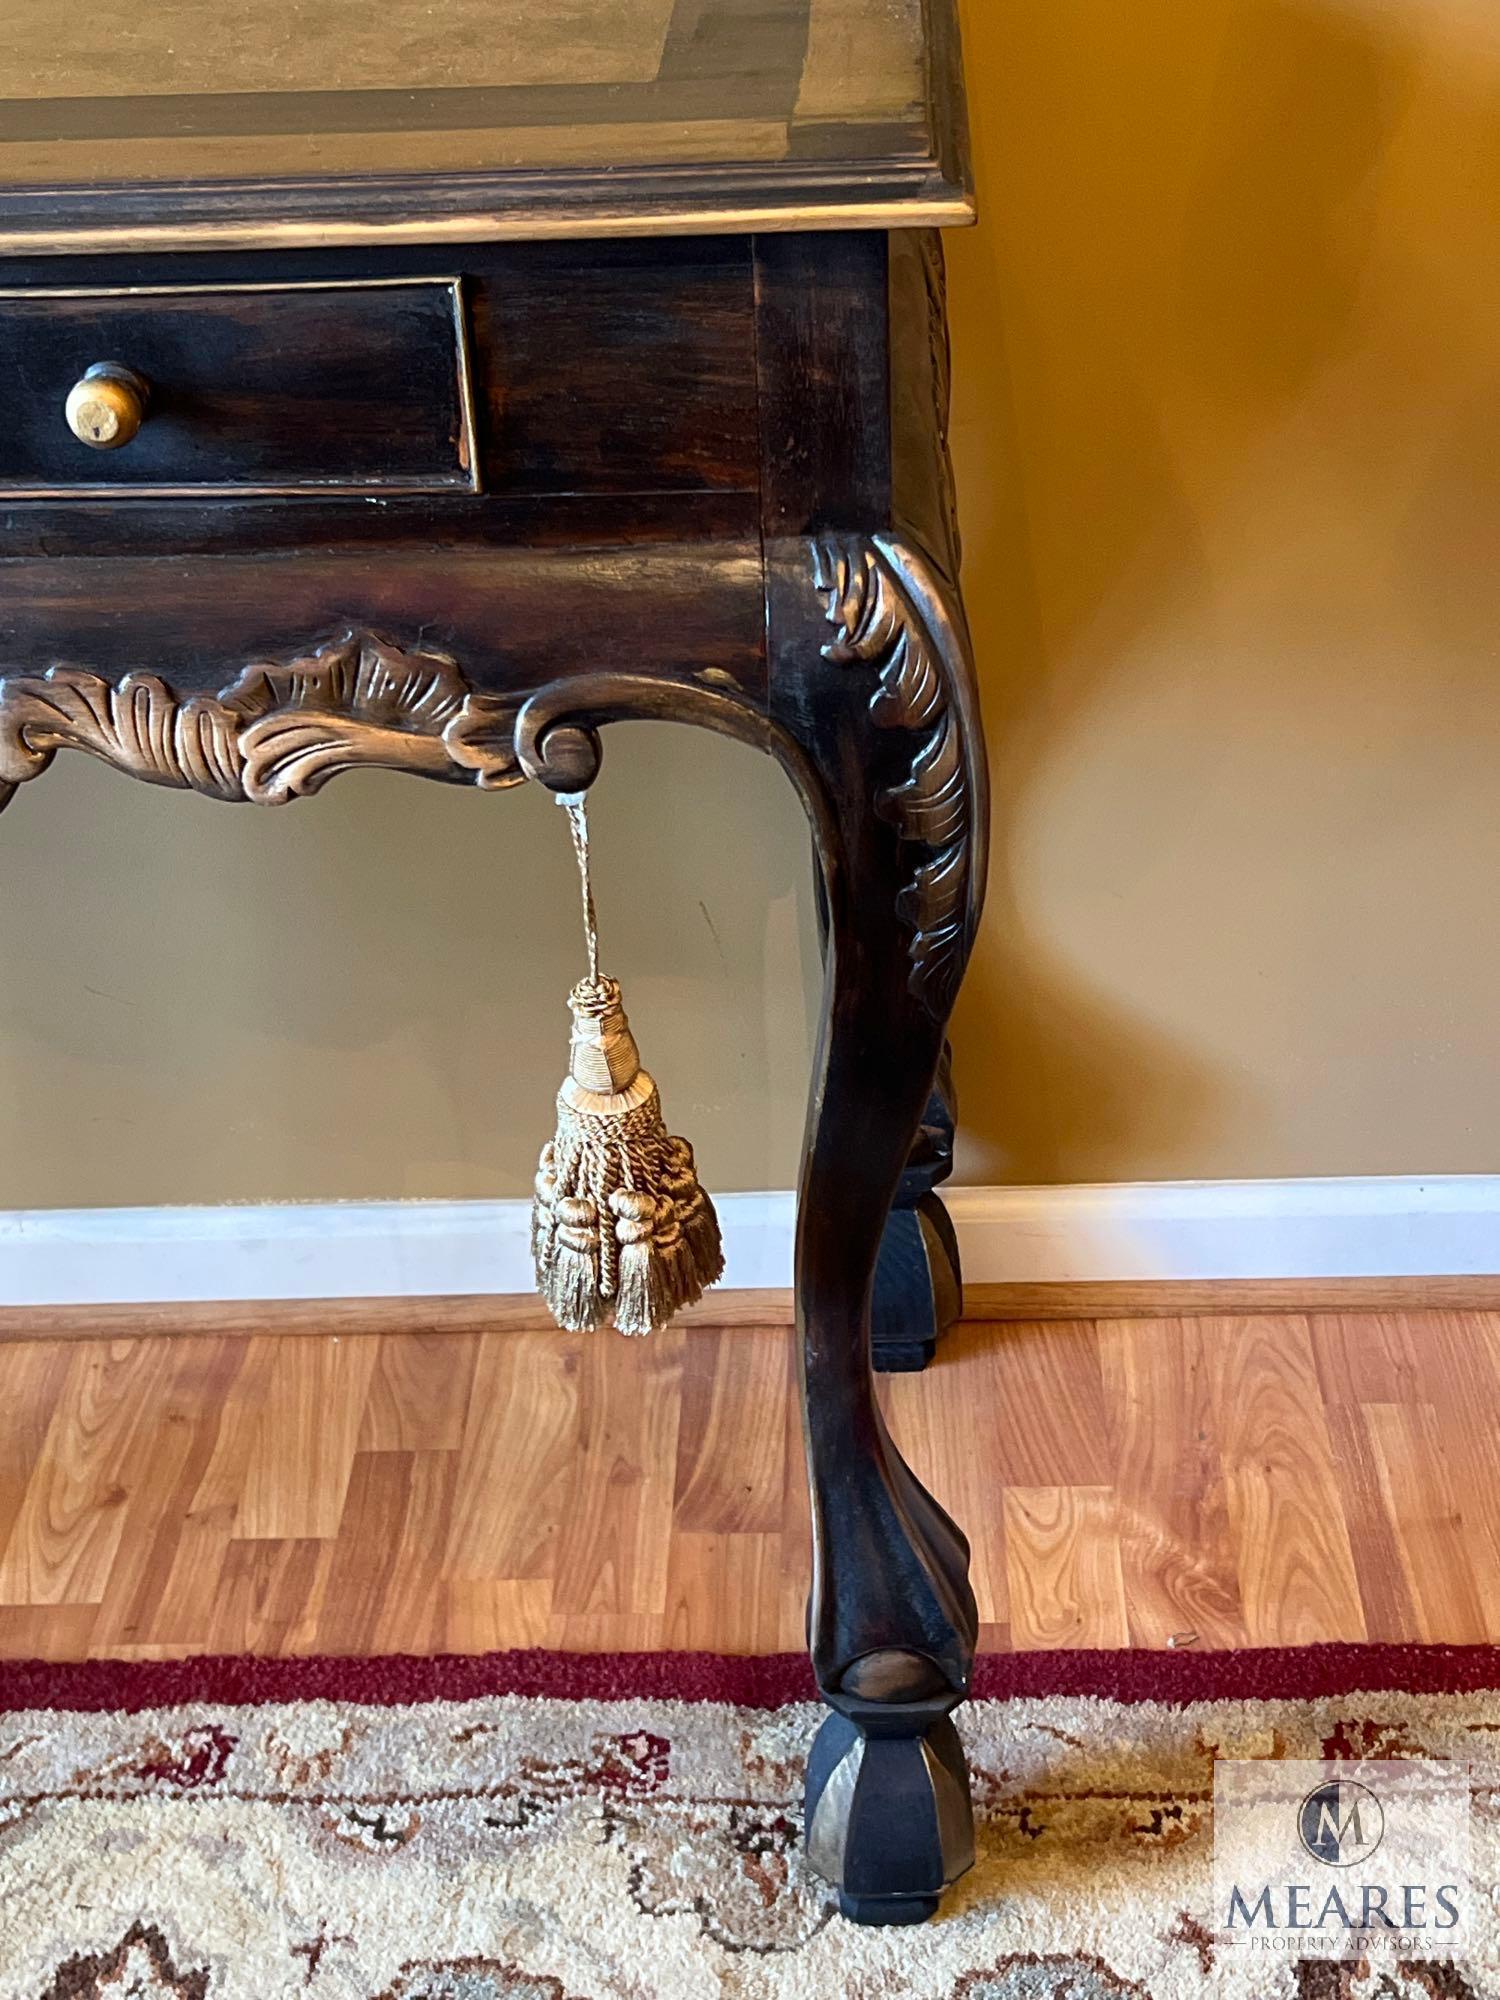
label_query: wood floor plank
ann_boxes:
[1362,1402,1488,1643]
[1308,1313,1425,1407]
[444,1578,555,1653]
[885,1322,1010,1628]
[92,1337,250,1651]
[213,1537,331,1654]
[0,1604,98,1660]
[97,1642,216,1661]
[13,1284,1500,1349]
[0,1339,172,1608]
[672,1325,788,1534]
[237,1335,380,1542]
[4,1308,1499,1662]
[777,1342,813,1651]
[1097,1318,1243,1649]
[1206,1316,1367,1646]
[0,1290,797,1345]
[553,1612,664,1652]
[309,1451,416,1656]
[1322,1402,1420,1645]
[358,1332,479,1454]
[552,1327,684,1618]
[1411,1312,1500,1635]
[982,1320,1114,1486]
[0,1341,74,1563]
[1003,1486,1129,1650]
[446,1328,580,1582]
[141,1336,277,1646]
[372,1449,457,1656]
[661,1532,785,1652]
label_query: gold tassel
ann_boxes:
[532,795,724,1336]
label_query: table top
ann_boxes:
[0,0,971,255]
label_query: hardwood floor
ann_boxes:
[0,1311,1495,1662]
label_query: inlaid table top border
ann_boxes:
[0,0,973,255]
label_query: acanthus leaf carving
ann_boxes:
[0,631,525,811]
[889,706,965,850]
[813,534,978,1019]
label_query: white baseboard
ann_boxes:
[941,1177,1500,1283]
[0,1176,1496,1308]
[0,1193,797,1308]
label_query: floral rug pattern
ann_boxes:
[1,1673,1498,1997]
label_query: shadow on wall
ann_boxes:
[947,0,1500,1183]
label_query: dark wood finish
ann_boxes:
[874,228,969,1372]
[752,230,892,534]
[0,0,972,252]
[474,239,759,498]
[0,547,766,697]
[0,89,986,1931]
[769,230,966,1373]
[0,240,760,539]
[742,229,986,1917]
[762,517,985,1916]
[0,279,476,496]
[872,1081,964,1373]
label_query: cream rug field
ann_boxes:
[0,1646,1495,1999]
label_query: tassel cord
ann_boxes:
[559,799,654,1206]
[562,796,602,988]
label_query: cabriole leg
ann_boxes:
[775,531,988,1922]
[795,919,977,1921]
[512,527,990,1924]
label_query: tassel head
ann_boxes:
[559,977,656,1117]
[565,977,641,1094]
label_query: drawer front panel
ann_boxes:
[0,279,477,496]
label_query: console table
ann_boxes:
[0,0,988,1925]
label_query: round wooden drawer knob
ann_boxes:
[64,363,150,450]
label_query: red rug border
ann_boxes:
[3,1642,1500,1714]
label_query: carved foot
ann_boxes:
[805,1670,974,1924]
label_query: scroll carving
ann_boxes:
[813,533,981,1019]
[0,631,523,811]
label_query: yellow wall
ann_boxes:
[946,0,1500,1183]
[0,0,1496,1208]
[0,738,819,1206]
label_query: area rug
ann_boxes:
[1,1645,1498,1999]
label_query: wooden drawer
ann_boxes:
[0,278,477,497]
